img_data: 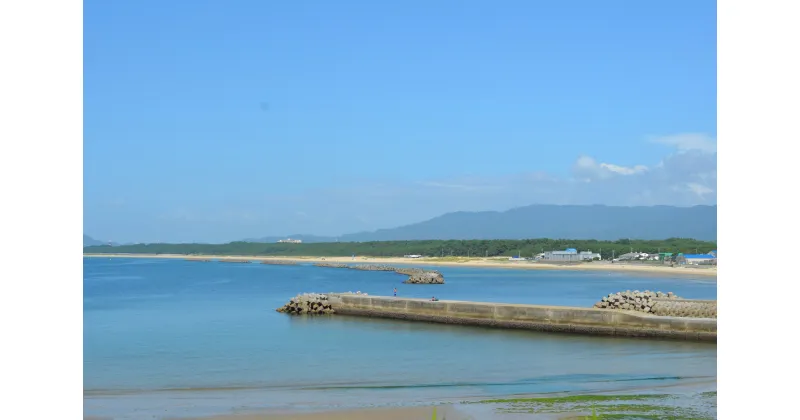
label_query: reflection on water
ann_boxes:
[83,258,716,419]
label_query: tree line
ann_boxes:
[83,238,716,260]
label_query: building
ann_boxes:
[542,248,601,262]
[277,238,302,244]
[682,254,716,265]
[404,254,422,258]
[616,252,641,261]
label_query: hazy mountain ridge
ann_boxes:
[87,205,717,245]
[84,235,104,246]
[337,204,717,242]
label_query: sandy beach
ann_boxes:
[84,253,717,278]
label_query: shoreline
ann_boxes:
[166,405,469,420]
[155,383,717,420]
[84,253,717,278]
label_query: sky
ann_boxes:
[84,0,717,244]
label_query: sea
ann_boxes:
[83,258,717,419]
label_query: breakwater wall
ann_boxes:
[260,260,298,266]
[325,294,716,342]
[313,263,445,284]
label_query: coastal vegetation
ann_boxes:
[469,393,716,419]
[83,237,715,261]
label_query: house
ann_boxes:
[682,254,716,265]
[542,248,600,262]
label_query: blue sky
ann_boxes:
[84,0,717,243]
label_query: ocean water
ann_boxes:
[83,258,717,419]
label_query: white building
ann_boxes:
[277,238,302,244]
[542,248,600,261]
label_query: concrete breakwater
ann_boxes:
[313,263,350,269]
[276,293,716,341]
[260,260,298,266]
[312,263,445,284]
[594,290,717,318]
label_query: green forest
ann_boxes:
[84,238,716,260]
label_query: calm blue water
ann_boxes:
[83,258,717,419]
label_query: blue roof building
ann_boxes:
[683,254,715,260]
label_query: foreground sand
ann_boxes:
[84,253,717,278]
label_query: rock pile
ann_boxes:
[404,270,445,284]
[594,290,681,314]
[650,298,717,319]
[276,293,335,315]
[260,260,298,265]
[314,263,350,268]
[593,290,717,318]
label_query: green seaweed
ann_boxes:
[474,394,669,404]
[469,392,715,420]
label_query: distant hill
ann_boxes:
[337,205,717,242]
[84,234,109,246]
[242,234,338,244]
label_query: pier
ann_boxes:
[323,294,717,342]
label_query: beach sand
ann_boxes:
[84,253,717,278]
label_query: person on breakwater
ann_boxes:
[430,296,438,301]
[393,287,397,297]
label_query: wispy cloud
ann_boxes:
[649,133,717,153]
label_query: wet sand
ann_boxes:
[84,253,717,278]
[166,405,477,420]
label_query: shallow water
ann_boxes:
[83,258,717,419]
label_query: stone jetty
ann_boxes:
[219,259,252,263]
[593,290,717,319]
[185,258,212,262]
[260,260,298,266]
[312,263,445,284]
[313,262,350,269]
[275,293,335,315]
[276,293,717,341]
[350,264,397,271]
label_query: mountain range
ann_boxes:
[243,204,717,243]
[83,234,123,246]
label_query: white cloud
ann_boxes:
[572,156,649,180]
[600,163,649,175]
[686,182,714,198]
[649,133,717,153]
